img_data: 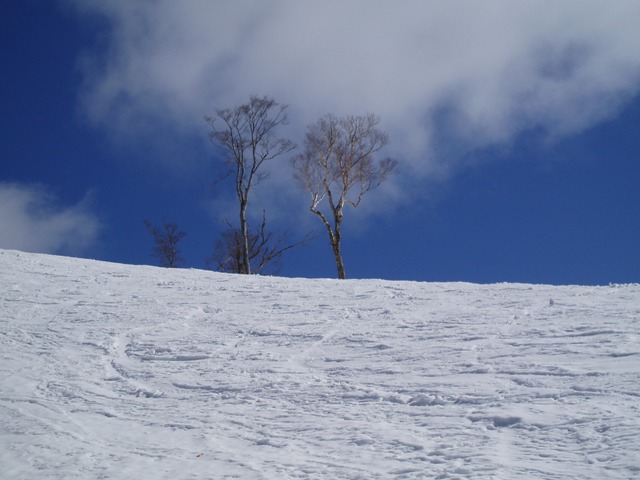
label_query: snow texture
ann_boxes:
[1,249,639,479]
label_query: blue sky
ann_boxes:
[2,0,639,284]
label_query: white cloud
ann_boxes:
[0,183,100,255]
[67,0,640,219]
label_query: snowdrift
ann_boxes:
[1,249,639,479]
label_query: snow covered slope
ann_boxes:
[1,249,639,479]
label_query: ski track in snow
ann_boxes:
[1,249,639,479]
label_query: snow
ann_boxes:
[1,249,639,479]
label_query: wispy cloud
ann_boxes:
[68,0,640,215]
[0,183,100,255]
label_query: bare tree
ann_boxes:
[208,211,310,275]
[205,95,295,274]
[144,220,187,268]
[291,114,397,279]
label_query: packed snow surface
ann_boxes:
[1,250,639,479]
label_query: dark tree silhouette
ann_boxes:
[208,211,311,275]
[144,220,186,268]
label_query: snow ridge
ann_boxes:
[1,250,639,479]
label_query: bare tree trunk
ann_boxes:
[312,204,347,279]
[331,238,346,279]
[331,205,346,279]
[239,200,251,274]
